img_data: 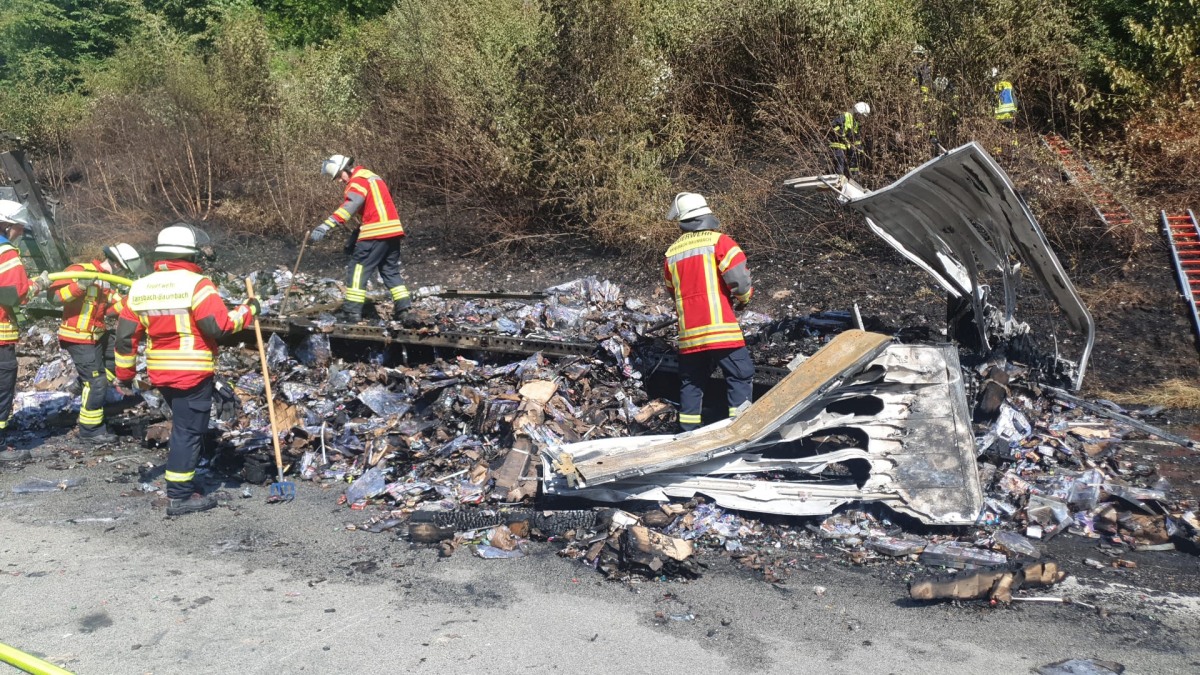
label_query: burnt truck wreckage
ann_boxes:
[5,144,1199,592]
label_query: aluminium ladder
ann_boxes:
[1161,210,1200,351]
[1042,133,1136,229]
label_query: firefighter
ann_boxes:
[50,243,146,444]
[0,201,49,461]
[991,68,1019,154]
[912,45,942,157]
[663,192,754,432]
[114,223,258,516]
[830,102,870,179]
[992,68,1018,125]
[309,155,409,323]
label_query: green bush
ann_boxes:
[0,0,1196,263]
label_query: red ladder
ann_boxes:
[1162,210,1200,351]
[1042,133,1136,228]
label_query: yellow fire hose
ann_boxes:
[45,271,133,287]
[0,641,74,675]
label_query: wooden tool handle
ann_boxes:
[246,278,287,481]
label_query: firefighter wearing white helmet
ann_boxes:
[47,242,148,445]
[663,192,755,432]
[311,154,410,323]
[0,201,42,460]
[114,222,258,515]
[830,103,870,179]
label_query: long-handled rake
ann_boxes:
[280,237,308,316]
[246,277,295,502]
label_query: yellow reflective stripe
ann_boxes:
[669,262,685,332]
[79,395,104,424]
[830,142,850,150]
[679,321,743,338]
[679,331,745,350]
[58,326,101,341]
[679,414,702,424]
[704,251,722,327]
[718,246,742,273]
[192,285,216,306]
[350,264,364,291]
[146,348,212,359]
[165,470,195,483]
[389,286,409,300]
[358,220,404,238]
[0,324,18,341]
[0,258,22,273]
[146,362,214,372]
[334,207,351,221]
[347,183,368,196]
[174,312,192,353]
[368,178,388,221]
[56,284,78,302]
[114,353,136,368]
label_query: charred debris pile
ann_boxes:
[11,267,1199,601]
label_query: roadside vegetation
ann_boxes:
[0,0,1197,262]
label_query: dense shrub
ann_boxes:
[0,0,1195,264]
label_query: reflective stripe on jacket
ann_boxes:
[326,166,404,241]
[114,260,253,389]
[830,111,860,150]
[0,240,30,344]
[51,260,124,344]
[663,230,750,354]
[994,81,1017,120]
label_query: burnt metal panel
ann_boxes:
[565,330,893,486]
[786,143,1094,390]
[543,342,983,525]
[843,143,1094,388]
[0,150,69,273]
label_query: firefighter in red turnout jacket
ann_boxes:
[663,193,754,431]
[50,243,146,444]
[0,201,50,457]
[310,154,409,323]
[114,224,258,516]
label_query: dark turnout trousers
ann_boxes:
[677,346,754,431]
[64,333,116,432]
[344,237,410,316]
[161,377,213,499]
[0,344,15,431]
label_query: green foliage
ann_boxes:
[257,0,392,46]
[0,0,140,88]
[1076,0,1200,109]
[0,0,1196,257]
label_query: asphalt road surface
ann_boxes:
[1,445,1198,675]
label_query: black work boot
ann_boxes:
[337,303,363,324]
[167,493,219,516]
[80,426,118,446]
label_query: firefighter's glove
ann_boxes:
[310,222,333,243]
[246,298,261,317]
[114,379,135,396]
[733,300,748,312]
[29,270,50,296]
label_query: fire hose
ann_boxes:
[45,271,133,287]
[0,641,73,675]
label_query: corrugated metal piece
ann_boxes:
[843,143,1094,388]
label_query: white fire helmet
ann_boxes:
[666,192,712,222]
